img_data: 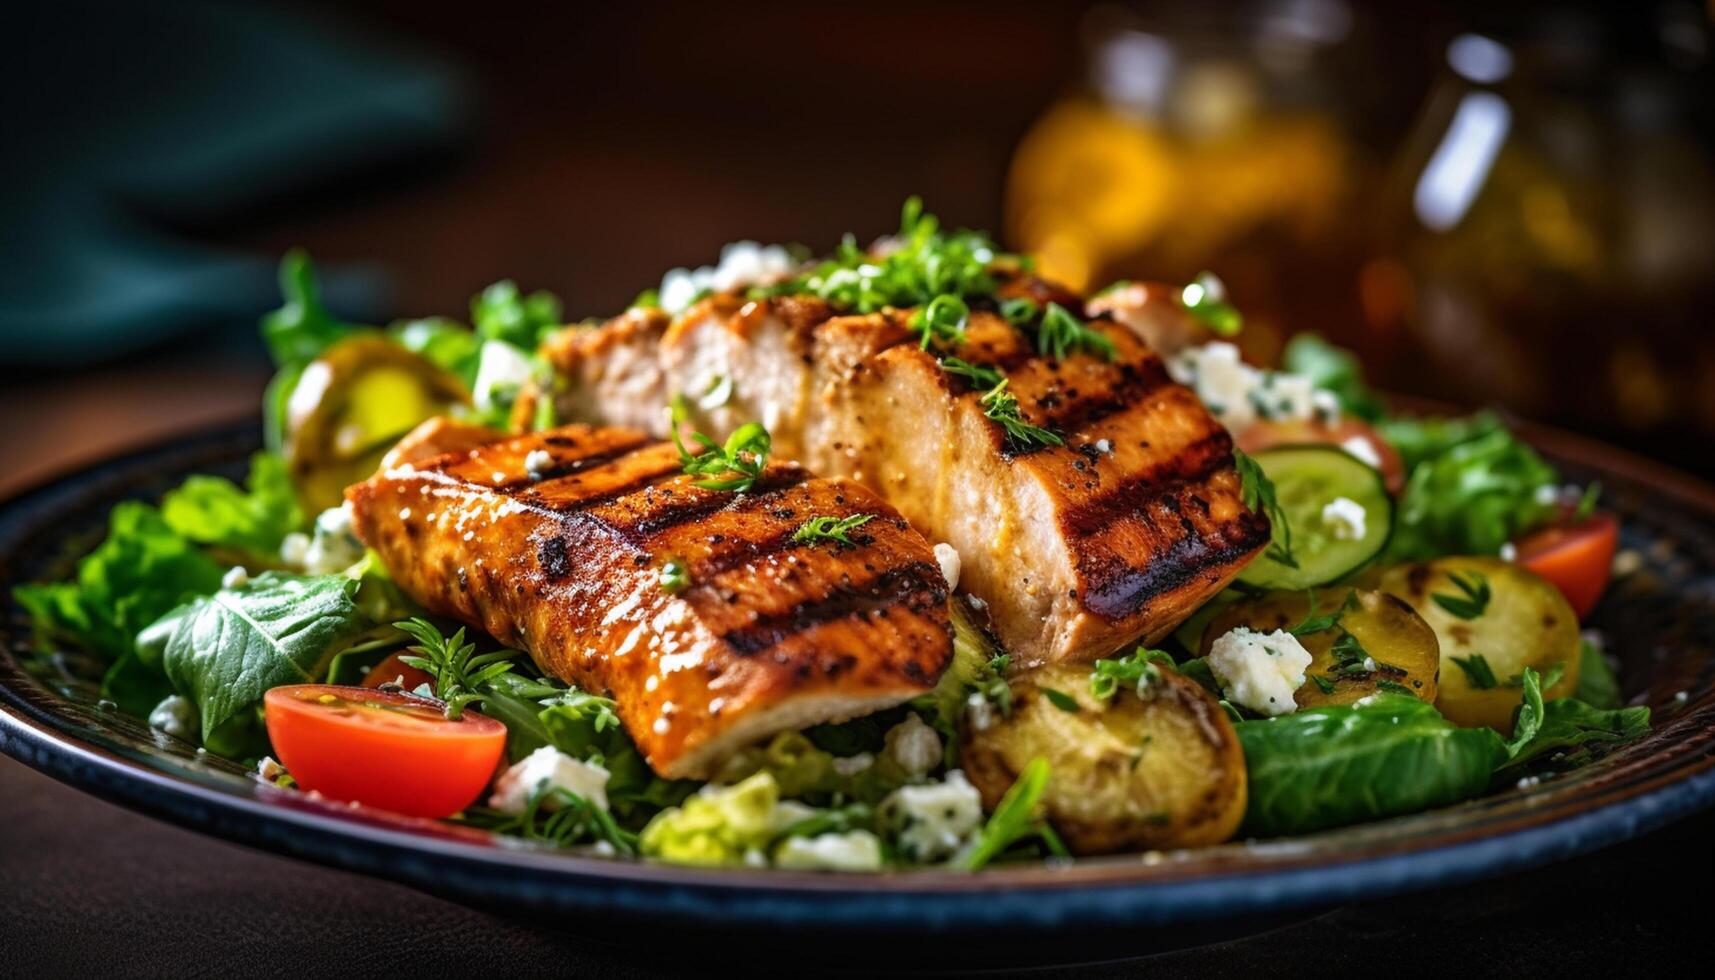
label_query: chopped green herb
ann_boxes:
[776,197,1005,314]
[659,558,691,594]
[961,756,1053,870]
[1035,302,1116,361]
[1309,674,1337,694]
[1041,687,1080,713]
[1089,647,1174,701]
[1375,680,1416,696]
[939,357,1004,390]
[998,296,1039,325]
[396,617,523,720]
[1290,590,1357,637]
[791,514,875,547]
[1180,272,1243,336]
[1432,571,1492,620]
[980,380,1063,450]
[1233,449,1297,569]
[910,294,971,350]
[669,396,771,492]
[1451,653,1499,690]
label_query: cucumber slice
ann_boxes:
[1237,445,1393,590]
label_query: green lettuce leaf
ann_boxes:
[1575,638,1622,709]
[1237,694,1505,836]
[471,280,563,350]
[154,572,370,742]
[260,250,355,367]
[160,452,303,559]
[1280,334,1384,421]
[13,502,224,662]
[1381,412,1560,559]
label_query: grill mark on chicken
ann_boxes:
[1034,358,1175,436]
[611,475,805,541]
[721,561,948,658]
[1056,430,1236,539]
[504,435,655,486]
[1078,517,1269,621]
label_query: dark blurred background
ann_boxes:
[3,0,1713,494]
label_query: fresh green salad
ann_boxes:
[15,202,1649,872]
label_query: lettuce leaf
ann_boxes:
[1280,333,1384,421]
[260,250,355,367]
[160,452,302,559]
[471,279,563,351]
[1381,412,1560,559]
[13,502,224,662]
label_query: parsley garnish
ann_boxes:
[395,618,522,720]
[910,294,971,350]
[1035,302,1116,361]
[939,357,1004,390]
[1181,272,1243,336]
[1451,653,1499,689]
[1432,570,1492,620]
[791,513,875,547]
[659,558,691,594]
[980,379,1063,450]
[1041,687,1080,713]
[1290,589,1357,637]
[669,395,771,492]
[779,197,1005,313]
[1089,647,1175,701]
[1234,448,1296,568]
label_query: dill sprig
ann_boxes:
[980,379,1063,450]
[939,357,1004,390]
[773,197,1005,312]
[669,395,771,492]
[458,784,638,855]
[1432,571,1492,620]
[1035,302,1116,361]
[395,617,523,720]
[910,294,971,350]
[791,513,875,547]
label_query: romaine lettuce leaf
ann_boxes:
[160,452,302,559]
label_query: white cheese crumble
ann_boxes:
[881,771,984,863]
[294,502,365,574]
[964,692,997,732]
[221,566,250,590]
[1320,496,1367,541]
[256,755,288,782]
[147,695,197,740]
[772,830,884,872]
[830,752,874,777]
[488,746,611,815]
[883,714,942,779]
[524,448,553,481]
[1339,435,1382,469]
[1500,542,1519,561]
[472,339,535,412]
[1166,342,1340,433]
[1207,626,1312,717]
[932,543,961,591]
[657,241,798,316]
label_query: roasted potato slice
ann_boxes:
[962,663,1246,854]
[1372,556,1579,731]
[287,336,470,512]
[1199,589,1440,709]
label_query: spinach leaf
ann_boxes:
[1237,695,1505,836]
[161,452,303,559]
[1498,698,1649,774]
[101,648,176,718]
[1280,334,1384,421]
[1575,638,1622,710]
[259,250,355,367]
[1381,413,1561,560]
[14,502,224,662]
[156,572,370,742]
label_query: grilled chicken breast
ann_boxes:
[348,423,952,779]
[544,281,1270,666]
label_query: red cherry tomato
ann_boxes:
[1514,512,1618,619]
[263,685,505,818]
[359,652,434,692]
[1235,418,1405,494]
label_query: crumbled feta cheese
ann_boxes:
[279,531,311,568]
[148,695,197,740]
[773,830,884,872]
[656,241,798,316]
[1093,438,1113,454]
[1207,627,1312,716]
[932,543,961,591]
[256,755,289,782]
[1534,483,1561,506]
[883,714,942,779]
[964,692,997,732]
[297,502,364,574]
[524,448,553,481]
[1320,496,1367,541]
[472,339,535,412]
[1500,542,1519,561]
[1339,435,1382,469]
[488,746,611,814]
[221,566,250,590]
[881,771,984,863]
[1166,342,1341,433]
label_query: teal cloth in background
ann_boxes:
[1,0,471,366]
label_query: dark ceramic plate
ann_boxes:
[3,421,1714,963]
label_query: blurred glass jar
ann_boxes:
[1367,5,1715,442]
[1005,0,1375,362]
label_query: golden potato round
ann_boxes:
[1199,588,1440,709]
[961,663,1246,855]
[1373,557,1579,732]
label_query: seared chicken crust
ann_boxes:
[348,423,952,778]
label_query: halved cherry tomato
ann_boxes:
[359,652,435,692]
[263,685,505,818]
[1236,418,1405,494]
[1514,512,1619,620]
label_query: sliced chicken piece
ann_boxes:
[543,282,1269,667]
[348,424,952,779]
